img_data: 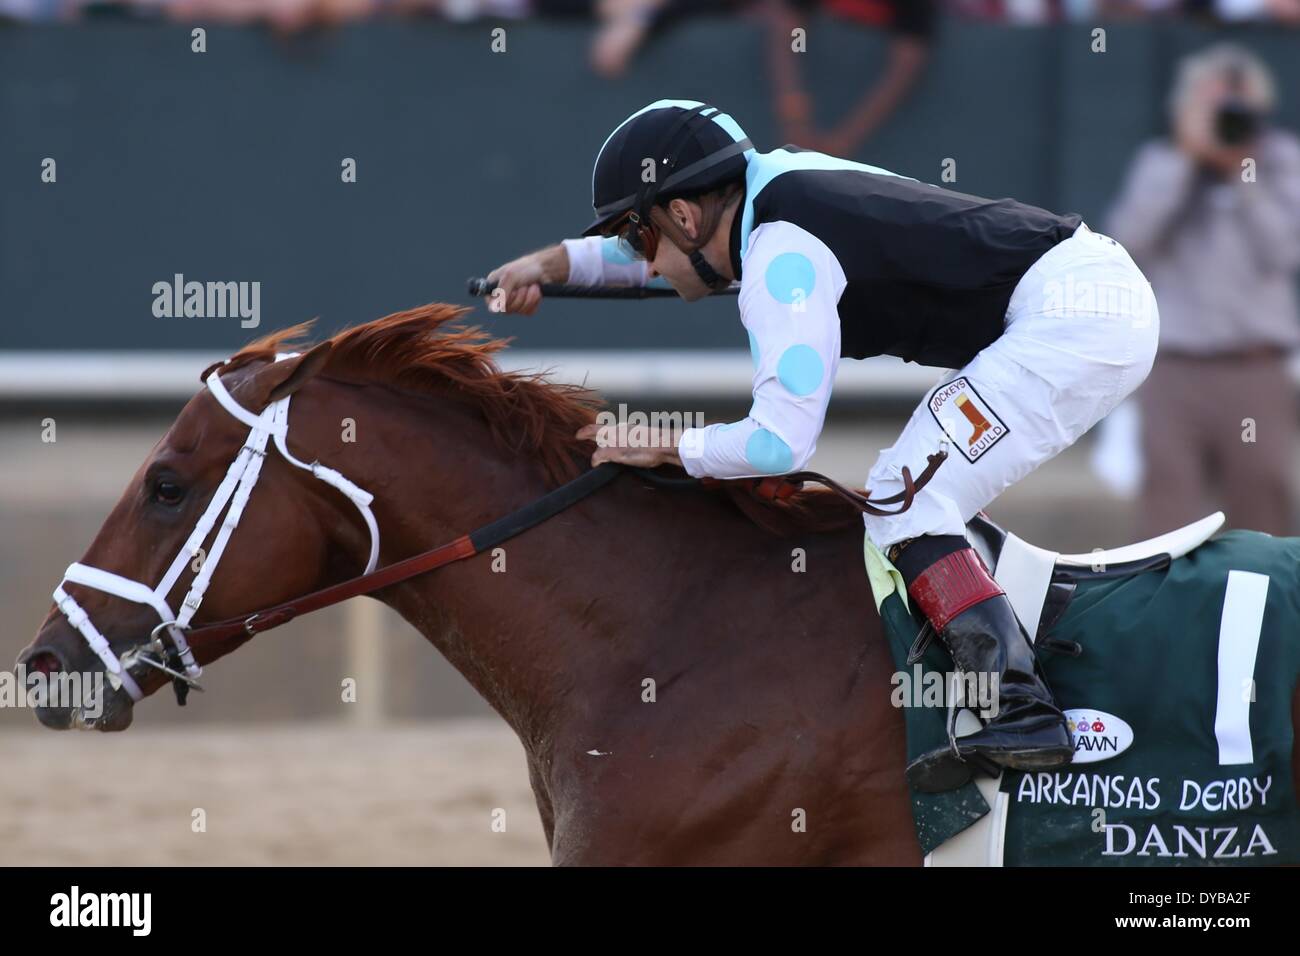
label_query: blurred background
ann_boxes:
[3,2,1299,864]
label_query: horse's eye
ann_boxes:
[152,479,185,506]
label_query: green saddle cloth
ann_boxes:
[865,529,1300,865]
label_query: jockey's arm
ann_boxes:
[677,221,845,479]
[562,236,672,290]
[485,237,671,314]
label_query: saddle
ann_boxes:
[965,509,1227,647]
[925,508,1227,867]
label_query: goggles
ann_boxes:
[606,208,661,262]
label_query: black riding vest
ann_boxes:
[727,147,1082,369]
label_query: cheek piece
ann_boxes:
[50,353,380,708]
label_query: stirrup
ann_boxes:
[903,671,1002,793]
[905,739,1003,793]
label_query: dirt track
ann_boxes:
[1,720,550,866]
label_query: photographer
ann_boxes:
[1107,43,1300,537]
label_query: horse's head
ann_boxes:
[17,341,350,731]
[19,303,617,732]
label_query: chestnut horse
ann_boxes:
[19,304,1300,866]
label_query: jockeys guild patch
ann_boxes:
[928,377,1008,463]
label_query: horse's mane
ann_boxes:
[222,302,862,536]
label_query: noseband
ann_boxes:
[52,354,380,704]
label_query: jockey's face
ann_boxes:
[648,235,711,302]
[646,198,729,302]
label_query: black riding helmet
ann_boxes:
[582,100,753,288]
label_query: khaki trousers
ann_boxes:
[1138,351,1297,539]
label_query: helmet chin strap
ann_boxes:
[688,249,731,290]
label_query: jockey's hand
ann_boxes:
[576,422,682,469]
[483,245,569,315]
[484,255,544,315]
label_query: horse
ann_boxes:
[19,303,1300,865]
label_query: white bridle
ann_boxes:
[52,354,379,702]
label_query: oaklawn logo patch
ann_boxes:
[1064,708,1133,764]
[927,377,1008,463]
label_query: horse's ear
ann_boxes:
[259,341,335,404]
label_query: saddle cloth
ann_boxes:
[865,526,1300,866]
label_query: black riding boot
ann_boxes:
[890,535,1074,793]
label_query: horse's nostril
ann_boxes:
[19,648,65,677]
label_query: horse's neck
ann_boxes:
[325,386,640,751]
[381,474,661,755]
[308,381,877,767]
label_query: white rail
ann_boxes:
[0,350,946,400]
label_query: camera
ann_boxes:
[1215,65,1262,146]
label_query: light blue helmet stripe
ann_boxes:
[591,99,753,202]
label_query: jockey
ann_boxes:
[484,100,1160,791]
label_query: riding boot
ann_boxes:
[889,534,1074,793]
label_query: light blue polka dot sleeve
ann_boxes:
[679,221,846,478]
[561,236,674,290]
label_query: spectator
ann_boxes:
[767,0,934,157]
[1106,42,1300,537]
[1184,0,1300,23]
[588,0,754,77]
[0,0,60,18]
